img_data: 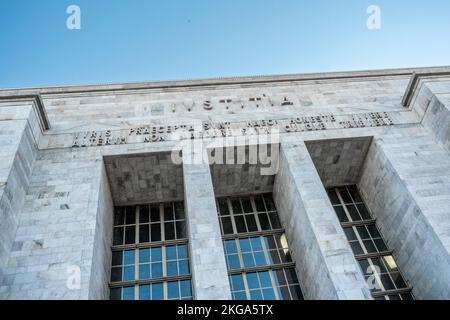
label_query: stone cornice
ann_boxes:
[0,94,50,130]
[402,70,450,107]
[1,66,450,96]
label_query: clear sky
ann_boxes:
[0,0,449,88]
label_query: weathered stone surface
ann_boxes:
[1,67,450,300]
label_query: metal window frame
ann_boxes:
[330,186,414,299]
[109,201,192,300]
[218,194,302,300]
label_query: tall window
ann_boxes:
[110,202,192,300]
[217,194,304,300]
[327,186,414,300]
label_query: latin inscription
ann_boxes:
[71,112,394,148]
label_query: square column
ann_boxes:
[182,148,232,300]
[273,137,371,300]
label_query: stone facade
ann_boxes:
[0,67,449,300]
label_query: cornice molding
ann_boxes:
[402,71,450,107]
[1,66,450,96]
[0,94,50,130]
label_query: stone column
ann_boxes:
[359,134,450,299]
[0,102,39,287]
[273,137,371,300]
[182,147,232,300]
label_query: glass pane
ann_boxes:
[380,274,395,291]
[166,246,177,260]
[239,238,251,252]
[178,260,189,275]
[139,225,149,243]
[150,205,160,222]
[279,249,292,263]
[264,194,276,211]
[258,213,271,230]
[363,239,377,253]
[265,235,277,250]
[347,186,363,202]
[139,248,150,263]
[374,239,388,252]
[241,198,253,213]
[122,286,135,300]
[259,271,272,287]
[230,198,241,214]
[401,293,414,300]
[254,195,266,212]
[224,240,237,254]
[178,245,187,259]
[358,259,370,275]
[350,241,364,255]
[151,263,163,278]
[111,267,122,282]
[367,224,381,238]
[391,272,407,289]
[221,217,234,234]
[125,226,135,244]
[151,247,162,261]
[242,253,255,268]
[164,203,174,221]
[167,261,178,276]
[123,266,135,281]
[180,280,192,298]
[152,283,164,300]
[234,215,247,233]
[250,237,263,250]
[112,251,122,266]
[165,222,175,240]
[327,189,340,205]
[151,224,161,242]
[245,214,258,232]
[274,269,286,285]
[268,212,281,229]
[268,250,281,264]
[338,188,353,203]
[168,281,180,299]
[176,221,186,239]
[231,275,245,291]
[114,208,125,226]
[346,204,361,221]
[123,250,135,265]
[254,252,267,266]
[139,264,150,280]
[356,204,371,220]
[218,198,229,215]
[381,255,398,273]
[343,227,357,241]
[279,286,291,299]
[125,208,135,224]
[333,205,348,223]
[139,206,149,223]
[246,273,259,289]
[110,288,121,300]
[174,202,184,219]
[139,285,150,300]
[250,289,263,300]
[113,227,124,245]
[233,291,247,300]
[227,254,241,270]
[356,226,370,239]
[285,268,299,284]
[289,285,303,300]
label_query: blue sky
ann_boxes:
[0,0,449,88]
